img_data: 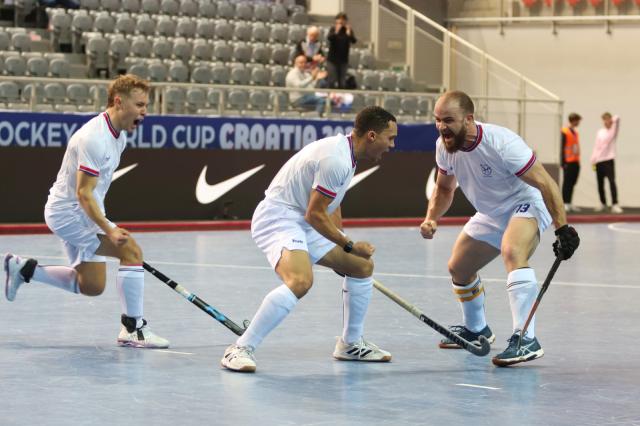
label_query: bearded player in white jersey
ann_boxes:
[421,91,580,366]
[4,74,169,348]
[221,106,397,372]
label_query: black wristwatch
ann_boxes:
[343,240,354,253]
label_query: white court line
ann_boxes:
[14,254,640,290]
[156,350,194,355]
[455,383,501,390]
[608,222,640,234]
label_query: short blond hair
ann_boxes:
[107,74,150,107]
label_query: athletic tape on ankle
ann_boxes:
[452,277,484,302]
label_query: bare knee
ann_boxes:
[501,244,527,271]
[285,274,313,298]
[349,258,374,278]
[78,280,106,296]
[120,239,143,264]
[447,259,476,285]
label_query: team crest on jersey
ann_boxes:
[480,163,492,177]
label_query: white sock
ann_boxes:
[237,284,298,350]
[453,276,486,332]
[32,265,80,294]
[507,267,538,339]
[342,276,373,344]
[117,265,145,327]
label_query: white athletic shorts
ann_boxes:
[463,198,552,250]
[251,200,336,269]
[44,208,116,267]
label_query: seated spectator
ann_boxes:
[294,26,325,70]
[286,55,329,114]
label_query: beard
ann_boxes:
[442,126,467,153]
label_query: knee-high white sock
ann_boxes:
[342,276,373,344]
[32,265,80,294]
[453,276,486,332]
[507,267,538,338]
[117,265,145,327]
[237,284,298,350]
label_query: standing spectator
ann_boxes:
[294,26,325,70]
[590,113,622,213]
[327,12,356,89]
[286,55,329,113]
[561,112,582,212]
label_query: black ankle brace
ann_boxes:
[20,259,38,283]
[121,314,138,333]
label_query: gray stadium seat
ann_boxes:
[270,24,288,44]
[115,13,136,35]
[363,94,378,107]
[213,40,232,62]
[67,83,92,111]
[254,3,270,22]
[130,36,152,57]
[251,43,270,64]
[93,12,116,34]
[168,60,189,82]
[27,56,48,77]
[361,70,380,90]
[252,22,269,43]
[230,63,249,85]
[160,0,180,15]
[191,65,212,84]
[0,81,20,105]
[417,97,430,116]
[360,50,375,69]
[206,88,222,111]
[249,90,269,112]
[180,0,198,17]
[379,72,397,92]
[270,91,289,111]
[5,56,27,76]
[186,87,206,113]
[195,18,215,38]
[210,62,229,84]
[164,86,185,114]
[44,83,67,108]
[199,0,216,18]
[128,62,149,79]
[0,56,3,74]
[80,0,100,9]
[348,49,360,69]
[86,34,109,77]
[291,10,308,25]
[216,1,234,19]
[121,0,141,13]
[136,13,156,36]
[351,93,365,112]
[89,85,108,108]
[22,83,44,104]
[11,32,31,52]
[152,37,172,59]
[250,65,270,86]
[49,57,70,78]
[270,65,286,86]
[192,38,212,61]
[233,21,252,42]
[156,16,177,37]
[288,25,305,44]
[235,2,252,21]
[397,74,412,92]
[147,60,168,81]
[214,19,233,41]
[49,10,72,51]
[271,45,290,66]
[227,89,248,112]
[141,0,160,14]
[400,96,418,115]
[271,4,288,23]
[232,41,251,63]
[172,37,193,62]
[382,95,401,115]
[71,12,93,53]
[0,32,10,51]
[176,17,196,38]
[109,36,131,74]
[101,0,121,12]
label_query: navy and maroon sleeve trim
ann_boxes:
[315,185,337,198]
[515,153,536,177]
[79,165,99,176]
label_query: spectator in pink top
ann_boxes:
[590,112,622,213]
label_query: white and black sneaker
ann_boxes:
[117,315,170,349]
[333,337,392,362]
[4,253,37,302]
[221,344,257,372]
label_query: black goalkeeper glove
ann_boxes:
[553,225,580,260]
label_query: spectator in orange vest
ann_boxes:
[561,112,582,212]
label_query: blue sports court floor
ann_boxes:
[0,223,639,425]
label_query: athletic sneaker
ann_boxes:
[611,204,623,214]
[4,253,36,302]
[595,204,607,213]
[333,337,392,362]
[438,325,496,349]
[221,344,257,372]
[117,315,170,349]
[492,333,544,367]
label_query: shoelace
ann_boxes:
[352,337,379,359]
[232,345,255,361]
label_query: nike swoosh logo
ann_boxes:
[112,163,138,182]
[347,166,380,190]
[196,164,265,204]
[425,167,459,200]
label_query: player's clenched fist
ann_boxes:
[420,219,437,239]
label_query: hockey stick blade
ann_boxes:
[373,279,490,357]
[143,262,248,336]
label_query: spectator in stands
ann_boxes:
[294,26,325,70]
[591,112,623,213]
[327,12,356,89]
[286,54,329,114]
[561,112,582,213]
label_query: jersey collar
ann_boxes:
[103,112,121,139]
[460,124,483,152]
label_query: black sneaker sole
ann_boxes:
[438,334,496,349]
[492,349,544,367]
